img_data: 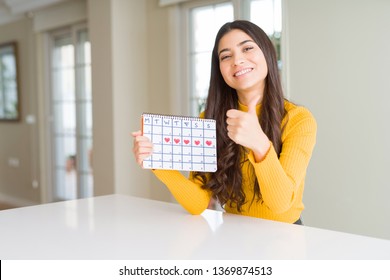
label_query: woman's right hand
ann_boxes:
[131,130,153,166]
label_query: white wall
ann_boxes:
[286,0,390,239]
[0,18,41,206]
[88,0,152,198]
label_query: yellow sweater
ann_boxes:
[152,100,317,223]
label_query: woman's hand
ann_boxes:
[131,130,153,166]
[226,100,271,162]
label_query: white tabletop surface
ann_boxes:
[1,194,389,260]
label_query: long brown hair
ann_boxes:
[194,20,286,212]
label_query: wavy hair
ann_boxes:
[194,20,286,212]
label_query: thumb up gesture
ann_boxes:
[226,99,271,162]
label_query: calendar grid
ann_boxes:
[202,120,205,171]
[190,119,193,170]
[141,113,217,172]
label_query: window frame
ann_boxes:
[179,0,287,117]
[46,22,93,202]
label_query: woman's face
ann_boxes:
[218,29,268,100]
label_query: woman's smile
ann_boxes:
[234,67,254,77]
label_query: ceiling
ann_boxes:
[0,0,69,25]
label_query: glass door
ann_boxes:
[49,25,93,201]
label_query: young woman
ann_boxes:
[132,20,317,224]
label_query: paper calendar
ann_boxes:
[141,113,217,172]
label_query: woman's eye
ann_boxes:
[220,55,230,61]
[243,46,254,52]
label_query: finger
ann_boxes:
[134,135,152,145]
[131,130,142,137]
[227,130,239,144]
[226,124,240,136]
[133,144,153,159]
[226,117,240,126]
[134,138,153,147]
[134,149,153,165]
[134,148,152,157]
[226,109,245,118]
[247,99,258,115]
[133,137,153,150]
[136,155,149,166]
[137,146,154,155]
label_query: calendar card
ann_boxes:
[141,113,217,172]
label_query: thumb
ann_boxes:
[247,99,258,115]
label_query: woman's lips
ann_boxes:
[234,68,253,77]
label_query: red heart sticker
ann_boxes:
[174,138,180,144]
[206,140,212,146]
[184,139,190,145]
[164,137,170,143]
[195,140,200,145]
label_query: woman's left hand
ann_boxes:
[226,100,271,162]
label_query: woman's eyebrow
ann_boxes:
[218,40,255,56]
[237,39,254,46]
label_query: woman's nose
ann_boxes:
[233,54,245,66]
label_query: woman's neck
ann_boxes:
[236,90,263,106]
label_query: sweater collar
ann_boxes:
[237,100,262,116]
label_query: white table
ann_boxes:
[1,194,389,259]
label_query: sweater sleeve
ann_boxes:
[152,169,212,215]
[247,106,317,214]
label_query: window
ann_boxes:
[48,24,93,201]
[185,0,282,116]
[249,0,282,68]
[188,2,234,116]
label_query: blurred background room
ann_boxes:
[0,0,389,241]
